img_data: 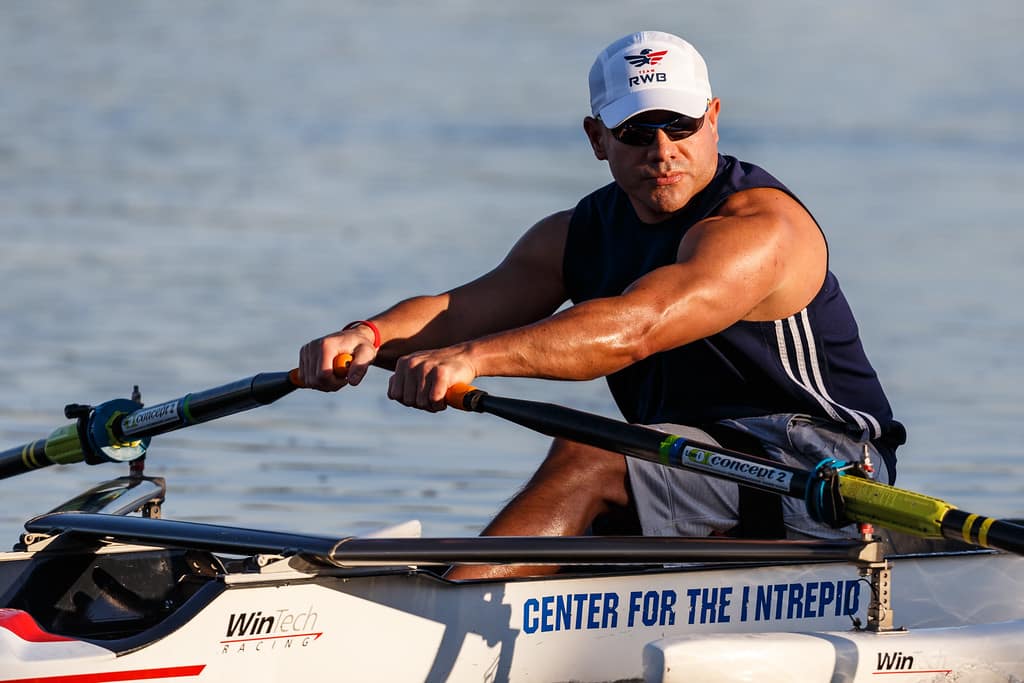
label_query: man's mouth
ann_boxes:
[653,172,685,186]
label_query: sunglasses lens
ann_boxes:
[612,114,705,147]
[664,116,704,138]
[616,127,656,146]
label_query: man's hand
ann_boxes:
[388,345,479,412]
[298,325,379,391]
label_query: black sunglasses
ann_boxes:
[607,113,706,147]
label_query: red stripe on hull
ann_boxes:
[0,664,205,683]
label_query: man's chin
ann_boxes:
[645,188,693,216]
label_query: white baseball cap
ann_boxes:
[589,31,712,128]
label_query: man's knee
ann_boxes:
[531,437,630,507]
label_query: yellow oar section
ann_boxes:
[839,472,1023,552]
[0,424,88,479]
[839,475,953,538]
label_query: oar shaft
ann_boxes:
[2,370,303,479]
[458,388,812,498]
[943,509,1024,556]
[449,385,1024,557]
[0,425,86,480]
[0,442,45,479]
[115,372,297,441]
[3,352,355,479]
[465,390,666,459]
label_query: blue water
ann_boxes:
[1,1,1022,543]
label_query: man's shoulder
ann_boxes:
[718,155,794,194]
[703,154,808,223]
[716,186,803,218]
[534,208,574,233]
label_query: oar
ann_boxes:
[0,355,353,480]
[445,384,1024,557]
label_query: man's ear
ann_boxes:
[706,98,721,142]
[583,116,607,160]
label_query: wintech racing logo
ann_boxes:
[220,605,323,654]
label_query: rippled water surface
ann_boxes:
[1,1,1022,543]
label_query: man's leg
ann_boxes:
[445,437,631,580]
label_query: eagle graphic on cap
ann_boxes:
[624,49,668,67]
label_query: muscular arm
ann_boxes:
[372,211,571,366]
[390,188,827,407]
[297,211,571,388]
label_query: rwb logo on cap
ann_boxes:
[624,48,669,88]
[624,49,668,67]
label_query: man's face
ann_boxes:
[584,99,721,223]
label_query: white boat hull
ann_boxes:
[1,546,1022,682]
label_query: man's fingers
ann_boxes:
[426,366,449,412]
[300,341,330,389]
[345,345,376,386]
[387,360,405,402]
[403,362,421,407]
[389,351,472,412]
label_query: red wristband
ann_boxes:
[343,320,381,349]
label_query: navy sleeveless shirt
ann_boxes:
[564,155,904,467]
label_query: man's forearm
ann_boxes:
[365,294,457,369]
[462,296,650,381]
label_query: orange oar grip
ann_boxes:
[446,383,479,410]
[288,353,354,388]
[333,353,353,375]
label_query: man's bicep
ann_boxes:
[620,209,806,359]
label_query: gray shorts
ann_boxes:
[626,414,891,540]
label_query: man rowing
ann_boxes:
[298,30,905,579]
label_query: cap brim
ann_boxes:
[598,89,709,128]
